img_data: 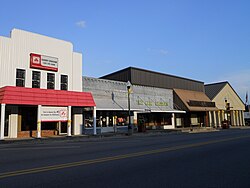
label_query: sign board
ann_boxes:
[244,112,250,119]
[30,53,58,71]
[41,106,68,122]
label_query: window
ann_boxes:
[61,75,68,90]
[16,69,25,87]
[32,71,40,88]
[47,73,55,89]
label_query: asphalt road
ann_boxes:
[0,129,250,188]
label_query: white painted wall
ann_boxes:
[0,29,82,92]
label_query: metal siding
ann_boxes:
[82,76,174,111]
[130,68,204,92]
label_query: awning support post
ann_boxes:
[67,106,72,137]
[37,105,41,138]
[93,107,97,135]
[0,104,6,140]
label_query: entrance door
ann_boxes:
[4,110,10,137]
[60,122,67,134]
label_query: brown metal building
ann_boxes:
[101,67,217,128]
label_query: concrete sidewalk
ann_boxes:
[3,126,248,144]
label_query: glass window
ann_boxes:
[32,71,40,88]
[47,73,55,89]
[16,69,25,87]
[60,75,68,90]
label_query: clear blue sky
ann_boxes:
[0,0,249,101]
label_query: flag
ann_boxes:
[246,92,248,105]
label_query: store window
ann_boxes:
[61,75,68,90]
[32,71,40,88]
[47,73,55,89]
[16,69,25,87]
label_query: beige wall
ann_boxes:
[210,83,245,126]
[213,84,245,111]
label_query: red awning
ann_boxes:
[0,86,96,107]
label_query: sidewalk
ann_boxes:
[1,126,248,144]
[0,129,183,144]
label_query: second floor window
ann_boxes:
[16,69,25,87]
[47,73,55,89]
[32,71,40,88]
[61,75,68,90]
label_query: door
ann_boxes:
[4,110,11,137]
[60,122,67,134]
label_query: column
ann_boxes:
[242,111,245,126]
[209,111,212,127]
[218,111,221,127]
[37,105,41,138]
[67,106,72,137]
[0,104,6,140]
[236,111,239,126]
[171,113,175,129]
[93,107,97,135]
[106,116,109,127]
[232,111,235,126]
[113,116,117,133]
[238,111,241,126]
[213,111,217,127]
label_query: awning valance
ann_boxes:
[174,89,217,111]
[0,86,96,107]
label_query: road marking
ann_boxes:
[0,135,249,179]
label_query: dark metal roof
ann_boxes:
[204,82,228,100]
[101,67,204,84]
[100,67,204,92]
[205,81,245,104]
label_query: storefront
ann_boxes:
[205,82,245,127]
[83,77,184,133]
[0,29,96,140]
[173,89,217,128]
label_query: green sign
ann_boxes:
[137,100,168,106]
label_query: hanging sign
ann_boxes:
[30,53,58,71]
[41,106,68,122]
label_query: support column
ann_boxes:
[218,111,221,127]
[234,110,240,126]
[0,104,6,140]
[213,111,217,127]
[93,107,97,135]
[171,113,175,129]
[106,116,109,126]
[113,116,117,133]
[67,106,72,137]
[209,111,212,127]
[242,111,245,126]
[37,105,41,138]
[238,111,241,126]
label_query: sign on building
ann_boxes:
[41,106,68,122]
[30,53,58,71]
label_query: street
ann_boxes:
[0,129,250,188]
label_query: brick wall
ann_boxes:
[17,130,58,138]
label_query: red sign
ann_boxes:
[30,53,58,71]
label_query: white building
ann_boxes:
[0,29,96,140]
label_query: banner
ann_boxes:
[41,106,68,122]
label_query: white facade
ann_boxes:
[0,29,94,140]
[0,29,82,91]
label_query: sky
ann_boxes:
[0,0,249,101]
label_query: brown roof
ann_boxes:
[174,89,217,111]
